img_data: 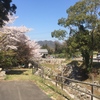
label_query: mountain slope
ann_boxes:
[37,40,55,48]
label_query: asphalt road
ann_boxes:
[0,81,52,100]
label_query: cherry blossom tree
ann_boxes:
[0,15,41,57]
[0,15,41,68]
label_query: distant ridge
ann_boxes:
[37,40,55,48]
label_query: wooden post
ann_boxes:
[32,66,34,74]
[91,85,93,100]
[56,76,57,87]
[41,68,44,78]
[61,70,64,90]
[61,76,63,90]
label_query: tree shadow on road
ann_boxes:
[6,69,27,75]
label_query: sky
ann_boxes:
[12,0,79,41]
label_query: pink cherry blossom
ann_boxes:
[0,15,41,58]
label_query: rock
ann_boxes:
[87,90,91,94]
[94,81,99,85]
[80,93,85,97]
[86,95,90,99]
[71,83,76,87]
[0,68,2,71]
[35,68,42,76]
[0,71,6,80]
[0,71,6,77]
[77,85,81,89]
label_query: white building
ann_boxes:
[39,49,48,58]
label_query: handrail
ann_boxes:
[43,75,100,100]
[55,79,100,99]
[56,75,100,87]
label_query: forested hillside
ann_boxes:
[37,40,55,49]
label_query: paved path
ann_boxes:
[0,81,52,100]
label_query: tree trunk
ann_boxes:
[82,50,91,72]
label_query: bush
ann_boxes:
[56,53,65,58]
[0,50,17,69]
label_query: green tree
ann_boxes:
[51,0,100,71]
[0,50,17,69]
[0,0,17,27]
[54,41,63,54]
[51,29,67,40]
